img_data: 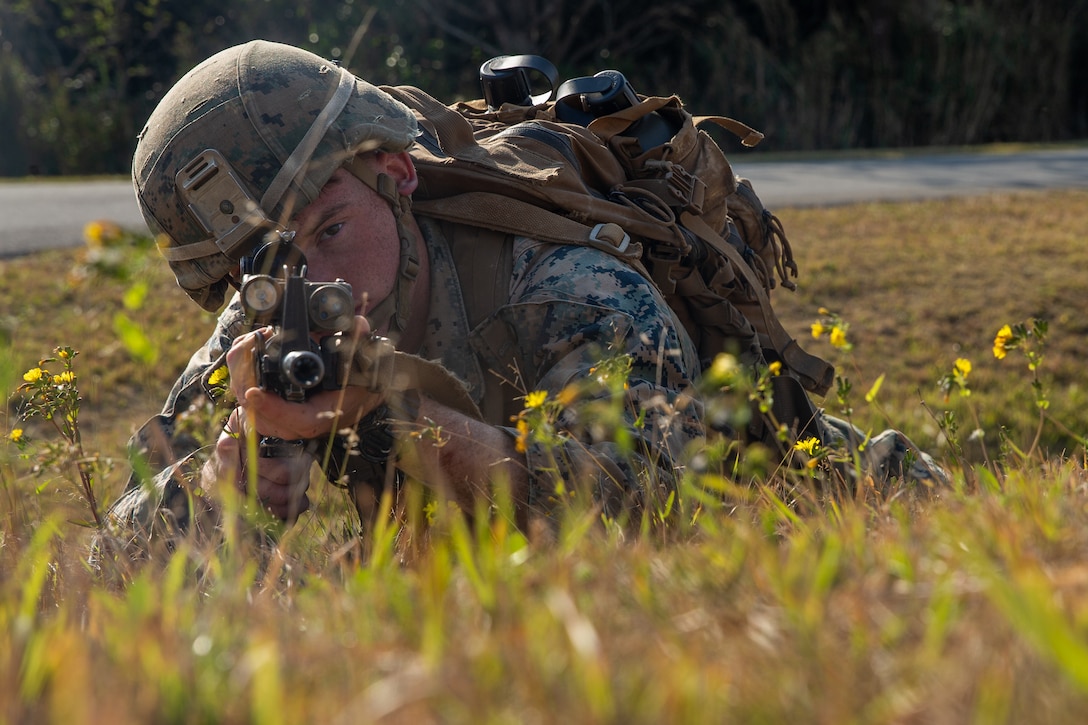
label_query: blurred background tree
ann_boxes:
[1,0,1085,177]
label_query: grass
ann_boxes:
[3,189,1088,723]
[776,191,1088,459]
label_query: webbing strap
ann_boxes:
[587,96,677,142]
[680,211,834,395]
[413,192,649,272]
[692,115,765,148]
[160,238,221,261]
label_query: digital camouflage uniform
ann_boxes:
[107,214,703,537]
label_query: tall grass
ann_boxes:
[3,190,1088,723]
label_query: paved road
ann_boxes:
[733,147,1088,208]
[2,147,1087,258]
[1,179,145,258]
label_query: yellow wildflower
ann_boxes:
[556,384,578,407]
[83,219,122,247]
[810,321,825,339]
[954,358,972,377]
[207,365,230,387]
[993,324,1013,360]
[794,436,820,456]
[768,361,782,376]
[704,353,742,389]
[84,221,105,247]
[525,390,548,409]
[829,325,848,349]
[9,428,23,443]
[23,367,43,383]
[52,371,75,384]
[57,349,70,359]
[709,353,739,380]
[515,418,530,453]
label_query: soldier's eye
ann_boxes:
[319,222,344,242]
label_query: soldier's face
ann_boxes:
[288,166,403,328]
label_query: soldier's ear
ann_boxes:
[375,151,418,196]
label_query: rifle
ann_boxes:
[238,236,355,402]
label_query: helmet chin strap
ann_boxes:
[345,155,420,341]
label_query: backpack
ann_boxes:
[378,57,834,410]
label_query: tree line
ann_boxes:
[1,0,1085,177]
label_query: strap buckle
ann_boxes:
[588,222,631,255]
[641,161,706,215]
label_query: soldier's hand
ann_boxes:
[202,407,314,522]
[227,316,384,441]
[225,325,272,403]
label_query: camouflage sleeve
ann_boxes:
[106,298,249,536]
[474,240,703,518]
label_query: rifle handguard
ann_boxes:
[338,334,483,421]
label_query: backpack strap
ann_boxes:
[413,192,650,276]
[692,115,766,148]
[441,221,514,329]
[585,99,767,149]
[586,96,677,141]
[439,221,518,425]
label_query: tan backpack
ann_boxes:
[380,61,833,398]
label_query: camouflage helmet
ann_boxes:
[133,40,420,311]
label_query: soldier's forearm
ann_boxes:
[399,394,530,521]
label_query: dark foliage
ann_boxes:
[1,0,1085,176]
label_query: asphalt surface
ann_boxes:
[2,147,1087,258]
[734,147,1088,207]
[1,179,145,257]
